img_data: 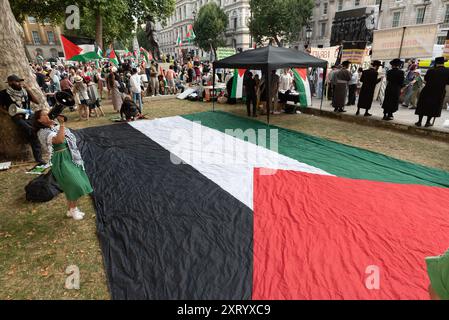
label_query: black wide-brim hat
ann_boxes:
[371,60,382,67]
[390,58,402,66]
[435,57,446,65]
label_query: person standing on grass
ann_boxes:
[130,68,143,112]
[72,76,90,121]
[34,110,93,221]
[415,57,449,127]
[244,71,257,117]
[356,60,382,117]
[347,67,358,106]
[381,58,404,121]
[149,61,159,96]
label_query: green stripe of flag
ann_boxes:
[182,111,449,188]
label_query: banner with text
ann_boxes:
[216,47,236,61]
[372,24,438,60]
[341,42,367,65]
[310,46,340,66]
[444,31,449,61]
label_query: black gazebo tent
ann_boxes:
[212,46,328,124]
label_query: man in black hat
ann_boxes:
[381,58,404,120]
[333,61,352,112]
[356,60,383,116]
[0,75,45,165]
[415,57,449,127]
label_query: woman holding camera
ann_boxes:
[34,110,93,220]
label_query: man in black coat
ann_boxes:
[415,56,449,127]
[243,71,257,117]
[356,60,383,116]
[381,58,404,120]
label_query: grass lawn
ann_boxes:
[1,96,448,300]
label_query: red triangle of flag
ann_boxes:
[237,69,246,77]
[60,35,82,60]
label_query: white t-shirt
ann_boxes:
[279,73,293,91]
[130,74,142,94]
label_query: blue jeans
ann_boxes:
[133,92,142,112]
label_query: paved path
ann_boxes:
[309,97,449,133]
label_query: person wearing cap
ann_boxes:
[426,249,449,300]
[0,75,45,166]
[333,61,352,112]
[72,75,90,121]
[356,60,383,116]
[381,58,404,120]
[415,56,449,127]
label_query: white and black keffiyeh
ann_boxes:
[37,123,85,169]
[6,85,28,108]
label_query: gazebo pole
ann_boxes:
[212,65,216,112]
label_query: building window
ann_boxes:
[338,0,343,11]
[47,31,55,44]
[28,16,37,23]
[437,36,446,45]
[320,22,326,38]
[234,17,238,30]
[444,5,449,24]
[392,12,401,28]
[354,0,360,6]
[32,31,41,45]
[375,0,381,4]
[322,3,328,15]
[416,7,425,24]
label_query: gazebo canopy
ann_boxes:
[213,45,328,70]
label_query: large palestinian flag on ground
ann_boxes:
[76,111,449,300]
[60,35,102,62]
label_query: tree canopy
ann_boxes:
[193,2,228,59]
[10,0,175,49]
[249,0,314,46]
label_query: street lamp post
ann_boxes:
[422,0,431,24]
[305,26,312,52]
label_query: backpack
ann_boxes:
[25,171,63,202]
[118,80,126,93]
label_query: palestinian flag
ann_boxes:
[140,47,150,63]
[109,49,119,66]
[77,111,449,300]
[292,68,311,107]
[186,24,196,42]
[231,69,246,99]
[60,35,101,61]
[177,34,182,47]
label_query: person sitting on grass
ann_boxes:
[426,249,449,300]
[120,95,145,122]
[34,110,93,221]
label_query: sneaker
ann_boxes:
[67,208,85,220]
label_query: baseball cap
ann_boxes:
[6,74,24,83]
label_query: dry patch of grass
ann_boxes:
[1,96,448,300]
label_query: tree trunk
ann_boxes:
[95,9,103,50]
[0,0,47,161]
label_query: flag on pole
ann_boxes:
[231,69,246,99]
[140,47,150,63]
[177,34,182,47]
[186,25,196,42]
[109,48,119,66]
[292,68,311,107]
[60,35,101,61]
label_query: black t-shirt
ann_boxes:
[36,73,46,88]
